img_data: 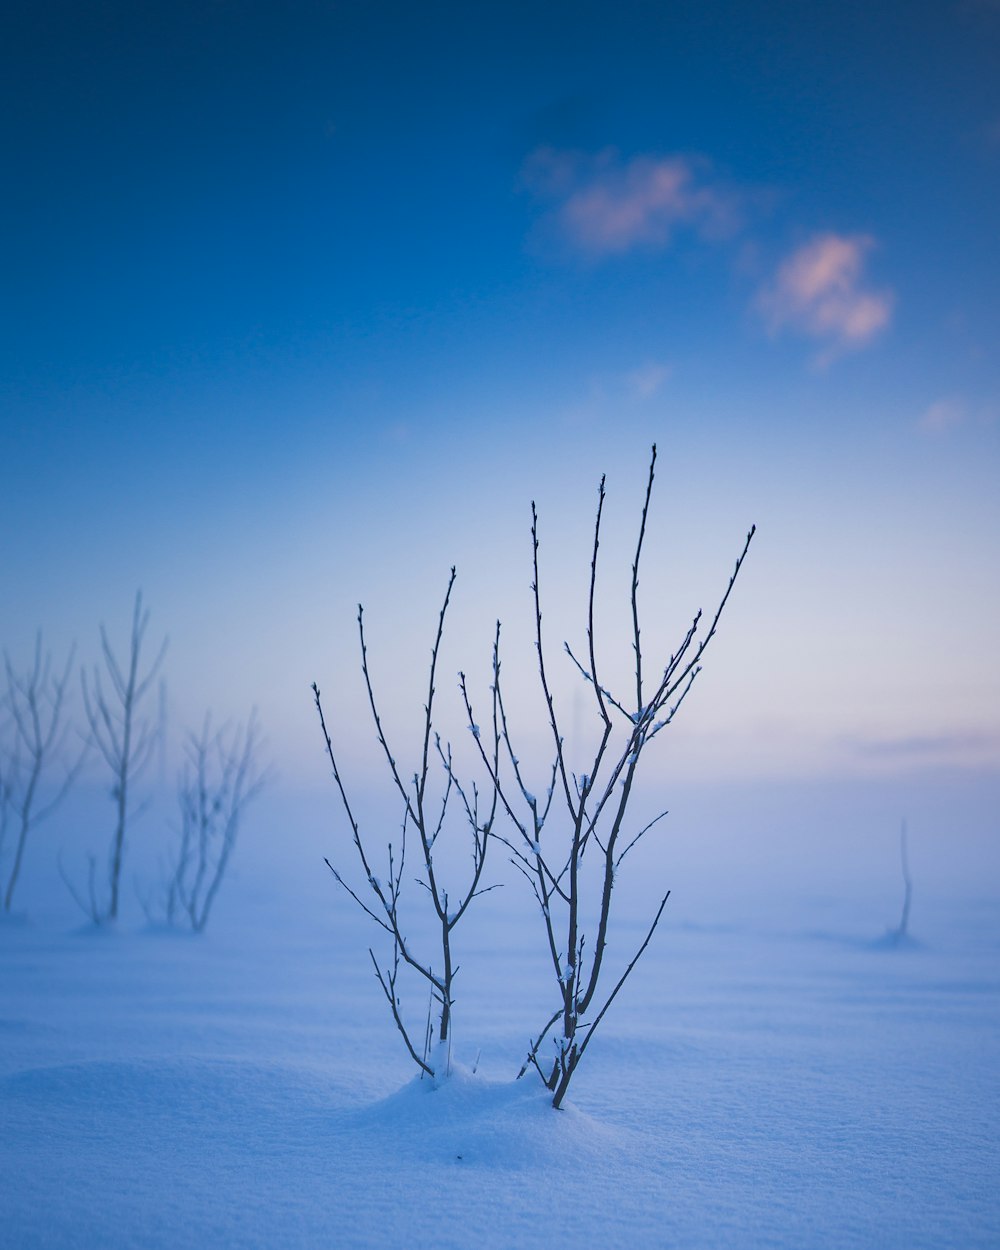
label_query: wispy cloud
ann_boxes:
[844,729,1000,768]
[556,359,673,428]
[918,394,999,433]
[756,233,893,362]
[623,361,671,399]
[919,396,966,433]
[522,147,740,258]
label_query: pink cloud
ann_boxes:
[918,395,1000,433]
[623,361,671,399]
[757,233,894,359]
[523,148,740,257]
[919,397,966,433]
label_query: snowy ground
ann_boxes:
[2,794,999,1249]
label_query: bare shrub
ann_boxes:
[462,447,754,1107]
[68,592,167,923]
[313,569,498,1079]
[163,713,268,932]
[880,818,914,948]
[1,635,86,912]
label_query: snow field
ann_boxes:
[2,876,998,1249]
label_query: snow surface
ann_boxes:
[2,809,999,1249]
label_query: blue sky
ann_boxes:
[2,0,998,801]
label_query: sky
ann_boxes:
[2,0,998,832]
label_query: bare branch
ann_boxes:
[631,444,657,713]
[516,1008,562,1081]
[370,948,435,1077]
[615,808,669,870]
[575,892,670,1066]
[325,858,392,932]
